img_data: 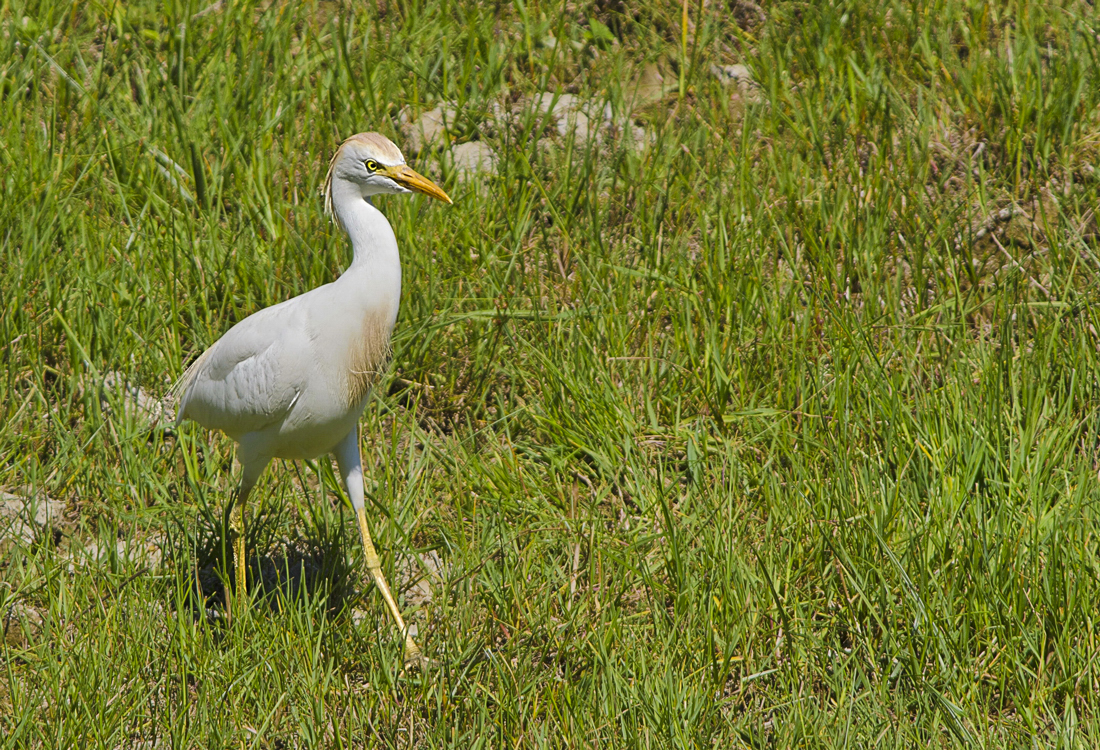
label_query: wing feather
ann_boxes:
[174,302,308,438]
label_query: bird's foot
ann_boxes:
[402,651,435,673]
[402,638,437,672]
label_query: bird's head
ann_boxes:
[324,132,452,219]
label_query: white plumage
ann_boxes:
[174,132,451,664]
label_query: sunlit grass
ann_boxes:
[3,0,1100,746]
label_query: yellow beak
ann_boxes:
[385,165,453,204]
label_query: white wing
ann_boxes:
[175,300,310,438]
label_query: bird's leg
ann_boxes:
[355,506,422,661]
[230,491,247,602]
[335,430,423,665]
[229,482,251,607]
[230,462,264,614]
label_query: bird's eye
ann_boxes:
[365,160,378,172]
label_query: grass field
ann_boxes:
[3,0,1100,746]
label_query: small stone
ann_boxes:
[530,93,603,144]
[711,64,752,85]
[629,125,652,150]
[99,371,170,424]
[0,490,65,544]
[557,110,594,141]
[399,550,445,608]
[627,62,670,109]
[549,93,580,116]
[400,105,455,154]
[449,141,497,178]
[74,536,163,568]
[599,121,651,153]
[419,550,445,578]
[532,92,578,118]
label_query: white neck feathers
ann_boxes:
[327,177,400,270]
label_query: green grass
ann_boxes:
[3,0,1100,745]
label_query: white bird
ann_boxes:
[173,132,451,664]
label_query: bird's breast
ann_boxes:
[341,305,396,409]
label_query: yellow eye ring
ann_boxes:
[365,160,378,172]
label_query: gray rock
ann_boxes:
[73,536,163,568]
[626,62,671,110]
[558,110,596,142]
[712,64,752,85]
[450,141,497,178]
[400,105,456,153]
[531,93,602,144]
[534,92,580,118]
[712,64,759,105]
[399,550,445,608]
[99,371,170,424]
[0,489,65,544]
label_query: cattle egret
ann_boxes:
[173,132,451,664]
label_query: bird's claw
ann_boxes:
[402,645,436,672]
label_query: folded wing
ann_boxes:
[175,302,309,439]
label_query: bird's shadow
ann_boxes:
[170,492,362,620]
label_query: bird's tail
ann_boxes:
[168,346,215,425]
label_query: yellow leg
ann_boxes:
[356,507,423,665]
[229,480,254,612]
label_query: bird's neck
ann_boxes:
[330,179,401,272]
